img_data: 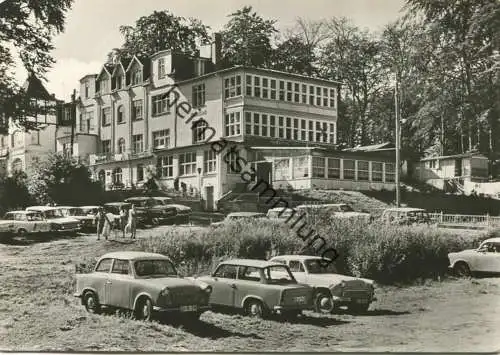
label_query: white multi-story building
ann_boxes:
[59,34,396,210]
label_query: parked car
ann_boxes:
[295,204,371,222]
[448,237,500,277]
[103,202,134,228]
[192,258,314,319]
[269,255,376,313]
[381,207,431,225]
[151,197,192,224]
[124,197,177,226]
[74,251,212,321]
[25,206,81,235]
[210,212,267,228]
[0,210,52,238]
[58,206,96,231]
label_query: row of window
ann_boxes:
[1,131,40,148]
[101,134,144,155]
[95,67,143,96]
[243,111,335,143]
[223,74,336,108]
[268,156,395,182]
[156,150,217,178]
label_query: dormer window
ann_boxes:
[99,79,109,94]
[131,68,142,85]
[84,82,89,98]
[158,58,166,79]
[115,75,123,90]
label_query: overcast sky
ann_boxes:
[14,0,406,100]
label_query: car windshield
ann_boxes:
[81,207,98,215]
[26,213,43,221]
[61,208,84,216]
[134,259,177,277]
[41,209,64,218]
[262,265,296,284]
[304,259,338,274]
[338,205,354,212]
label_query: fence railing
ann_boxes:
[428,212,500,228]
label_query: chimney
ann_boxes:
[211,32,222,69]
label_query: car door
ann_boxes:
[288,260,307,283]
[93,258,113,305]
[107,259,133,309]
[234,266,262,308]
[209,264,238,307]
[475,243,500,273]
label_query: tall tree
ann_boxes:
[220,6,277,68]
[0,0,73,130]
[116,10,210,59]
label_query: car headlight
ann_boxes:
[203,285,212,294]
[340,281,346,288]
[160,288,171,305]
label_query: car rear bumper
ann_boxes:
[153,305,210,313]
[331,295,376,304]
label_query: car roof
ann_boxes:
[220,258,284,268]
[99,251,170,261]
[270,255,331,262]
[383,207,426,212]
[104,202,130,206]
[80,206,101,209]
[57,206,78,209]
[152,196,172,200]
[482,237,500,244]
[6,210,40,215]
[227,212,266,217]
[125,197,151,201]
[26,206,58,211]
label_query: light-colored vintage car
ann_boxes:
[74,251,212,321]
[210,212,267,228]
[269,255,376,313]
[295,204,371,222]
[25,206,81,234]
[58,206,96,231]
[0,210,52,237]
[192,258,314,319]
[448,237,500,277]
[152,197,192,224]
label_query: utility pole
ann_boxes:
[395,72,401,207]
[70,89,76,157]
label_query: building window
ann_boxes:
[357,161,369,181]
[312,157,325,178]
[372,162,383,182]
[152,129,170,149]
[246,75,252,96]
[224,111,241,137]
[385,163,395,182]
[224,75,242,99]
[261,114,268,136]
[179,152,196,176]
[343,159,355,180]
[101,107,111,126]
[274,158,290,180]
[30,130,39,145]
[330,88,336,108]
[101,140,111,154]
[245,112,252,135]
[117,138,126,154]
[157,155,173,178]
[131,67,142,85]
[278,116,285,139]
[98,170,105,185]
[132,134,143,153]
[270,79,277,99]
[226,152,239,174]
[327,158,340,179]
[285,117,292,139]
[279,80,285,101]
[136,164,144,182]
[204,150,216,174]
[152,94,169,116]
[84,82,89,98]
[11,158,23,172]
[132,99,143,120]
[192,83,205,107]
[253,113,260,136]
[115,75,123,90]
[112,167,122,184]
[254,76,261,97]
[293,156,309,178]
[301,119,306,140]
[193,119,208,143]
[158,58,166,79]
[329,123,335,143]
[99,79,108,94]
[117,105,125,124]
[270,115,276,137]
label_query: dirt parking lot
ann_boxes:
[0,228,499,352]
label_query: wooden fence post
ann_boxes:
[440,211,443,224]
[486,213,490,228]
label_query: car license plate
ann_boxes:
[293,296,307,304]
[356,299,368,304]
[180,305,198,312]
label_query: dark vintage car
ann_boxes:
[124,197,177,225]
[192,259,314,319]
[74,251,212,321]
[152,197,192,224]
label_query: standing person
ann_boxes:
[101,210,113,240]
[94,207,106,241]
[119,205,128,238]
[128,204,137,239]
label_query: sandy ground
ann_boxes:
[0,226,499,352]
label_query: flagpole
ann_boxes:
[395,72,401,207]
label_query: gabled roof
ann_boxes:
[125,55,144,72]
[96,64,113,81]
[22,73,54,100]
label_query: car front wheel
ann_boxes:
[83,291,101,314]
[135,297,153,321]
[454,262,471,277]
[314,291,333,313]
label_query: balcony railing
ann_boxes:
[90,149,153,165]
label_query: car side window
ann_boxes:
[238,266,261,281]
[95,258,113,273]
[111,259,130,275]
[213,264,238,279]
[289,260,305,272]
[272,259,286,264]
